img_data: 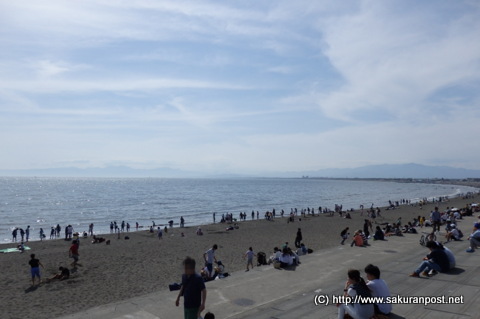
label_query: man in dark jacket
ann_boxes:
[410,241,450,277]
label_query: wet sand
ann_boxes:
[0,195,478,319]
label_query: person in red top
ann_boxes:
[69,240,80,267]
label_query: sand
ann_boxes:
[0,194,478,319]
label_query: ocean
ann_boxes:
[0,177,476,242]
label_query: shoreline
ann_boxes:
[3,182,478,247]
[0,193,479,319]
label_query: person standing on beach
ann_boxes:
[180,216,185,228]
[110,222,114,233]
[213,212,216,223]
[39,228,45,241]
[56,224,61,238]
[127,223,130,232]
[121,221,125,232]
[175,257,206,319]
[69,240,80,267]
[89,223,94,236]
[12,228,18,242]
[203,245,218,279]
[136,222,139,230]
[29,254,44,286]
[157,227,163,240]
[340,227,349,245]
[25,226,30,242]
[295,228,303,248]
[244,247,256,271]
[20,228,25,242]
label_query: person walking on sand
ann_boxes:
[29,254,44,286]
[69,240,80,267]
[340,227,349,245]
[295,228,303,248]
[244,247,256,271]
[203,245,218,279]
[175,257,206,319]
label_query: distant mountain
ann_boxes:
[0,166,200,178]
[1,163,479,179]
[297,163,480,179]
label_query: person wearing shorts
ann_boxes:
[29,254,44,286]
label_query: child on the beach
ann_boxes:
[244,247,256,271]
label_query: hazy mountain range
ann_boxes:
[0,163,480,179]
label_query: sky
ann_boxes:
[1,0,480,175]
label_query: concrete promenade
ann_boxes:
[59,217,480,319]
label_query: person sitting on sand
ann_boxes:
[410,241,450,277]
[466,223,480,253]
[384,224,395,237]
[17,242,25,253]
[337,269,374,319]
[365,264,392,316]
[48,266,70,281]
[373,226,385,241]
[350,230,364,247]
[92,235,105,244]
[359,230,368,246]
[196,227,203,236]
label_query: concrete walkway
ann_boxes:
[59,218,480,319]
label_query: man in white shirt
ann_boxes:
[203,244,218,278]
[365,264,392,315]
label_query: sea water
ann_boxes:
[0,177,476,242]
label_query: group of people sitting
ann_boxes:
[200,261,226,281]
[268,242,309,269]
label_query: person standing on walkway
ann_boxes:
[244,247,256,271]
[175,257,206,319]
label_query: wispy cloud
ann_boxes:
[0,0,479,172]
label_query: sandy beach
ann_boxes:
[0,194,478,319]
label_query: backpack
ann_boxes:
[257,252,267,266]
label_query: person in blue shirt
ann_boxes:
[176,257,207,319]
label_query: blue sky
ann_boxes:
[1,0,479,174]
